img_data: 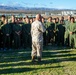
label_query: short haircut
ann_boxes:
[48,17,52,19]
[1,15,5,18]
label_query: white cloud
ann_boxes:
[0,3,6,6]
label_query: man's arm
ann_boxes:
[39,22,46,33]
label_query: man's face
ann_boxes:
[33,18,35,21]
[53,19,56,23]
[48,18,52,22]
[42,18,44,22]
[23,18,26,22]
[1,17,5,21]
[56,18,59,22]
[11,16,15,22]
[26,18,30,23]
[61,17,64,20]
[71,18,74,23]
[4,19,8,24]
[68,16,71,21]
[60,21,63,24]
[39,16,42,21]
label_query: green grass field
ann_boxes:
[0,46,76,75]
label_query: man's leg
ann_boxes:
[37,42,43,62]
[31,42,37,62]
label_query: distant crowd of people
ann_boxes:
[0,14,76,51]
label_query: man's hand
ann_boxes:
[54,30,56,33]
[6,34,9,36]
[70,32,72,34]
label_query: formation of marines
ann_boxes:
[0,14,76,51]
[42,15,76,49]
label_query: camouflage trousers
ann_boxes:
[31,41,43,58]
[69,34,76,48]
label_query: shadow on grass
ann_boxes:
[43,45,71,50]
[0,54,75,68]
[0,65,64,74]
[0,67,35,74]
[43,52,76,58]
[0,46,76,64]
[0,46,76,74]
[41,57,76,65]
[0,50,31,63]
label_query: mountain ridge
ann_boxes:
[0,5,75,11]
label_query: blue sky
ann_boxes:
[0,0,76,9]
